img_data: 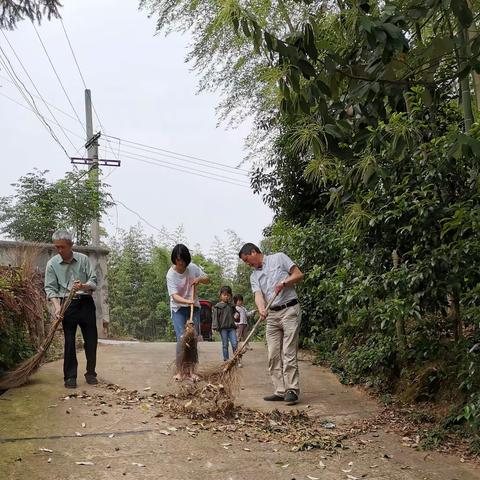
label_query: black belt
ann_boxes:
[270,298,298,312]
[69,295,92,301]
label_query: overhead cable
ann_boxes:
[31,21,85,131]
[109,195,166,235]
[0,72,82,123]
[60,18,119,162]
[0,45,71,159]
[104,134,249,174]
[1,30,80,152]
[113,144,249,178]
[120,152,250,188]
[0,91,85,142]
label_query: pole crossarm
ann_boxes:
[70,157,121,167]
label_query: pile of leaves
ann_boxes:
[94,383,347,452]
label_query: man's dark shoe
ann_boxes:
[85,375,98,385]
[284,389,299,405]
[64,378,77,389]
[263,394,284,402]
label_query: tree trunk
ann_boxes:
[392,249,407,353]
[448,293,463,340]
[467,1,480,113]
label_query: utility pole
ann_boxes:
[70,90,120,339]
[85,89,100,246]
[71,90,120,245]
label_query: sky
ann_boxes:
[0,0,273,254]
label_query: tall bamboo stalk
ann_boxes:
[467,0,480,114]
[458,25,475,131]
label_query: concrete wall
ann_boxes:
[0,240,110,337]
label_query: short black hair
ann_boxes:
[220,286,233,296]
[238,243,261,258]
[233,294,243,303]
[171,244,191,266]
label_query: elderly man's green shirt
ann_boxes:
[44,252,97,299]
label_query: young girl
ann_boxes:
[233,294,249,342]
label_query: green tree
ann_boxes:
[0,169,112,245]
[108,226,174,340]
[143,0,480,431]
[107,226,239,340]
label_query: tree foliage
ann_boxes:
[107,225,254,341]
[0,0,61,29]
[0,169,113,245]
[144,0,480,434]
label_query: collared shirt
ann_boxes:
[44,252,97,299]
[250,252,297,307]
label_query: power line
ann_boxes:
[114,144,249,179]
[0,91,85,142]
[0,72,82,124]
[104,134,250,174]
[60,19,119,163]
[0,31,79,152]
[59,19,88,89]
[109,196,164,234]
[0,45,71,159]
[120,151,250,188]
[31,21,85,131]
[109,196,179,244]
[116,146,250,184]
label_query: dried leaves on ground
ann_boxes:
[68,383,347,453]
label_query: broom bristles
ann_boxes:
[0,352,45,389]
[197,349,245,397]
[198,291,280,395]
[178,321,198,375]
[0,290,74,390]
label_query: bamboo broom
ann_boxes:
[0,288,76,390]
[177,285,198,378]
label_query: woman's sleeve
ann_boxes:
[191,263,206,279]
[166,272,178,297]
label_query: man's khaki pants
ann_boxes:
[266,303,301,397]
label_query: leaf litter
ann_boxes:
[72,382,348,453]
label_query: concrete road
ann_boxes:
[0,341,478,480]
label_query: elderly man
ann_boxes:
[44,230,99,388]
[239,243,304,405]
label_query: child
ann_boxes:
[233,294,249,342]
[212,286,239,363]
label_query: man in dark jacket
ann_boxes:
[212,286,239,362]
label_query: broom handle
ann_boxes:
[236,288,281,355]
[38,288,76,353]
[188,284,196,323]
[60,288,76,316]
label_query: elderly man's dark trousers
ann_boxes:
[62,296,97,381]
